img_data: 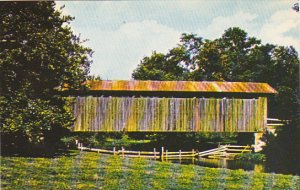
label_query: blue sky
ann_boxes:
[56,1,300,80]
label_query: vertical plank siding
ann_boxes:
[68,96,267,132]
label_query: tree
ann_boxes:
[0,2,93,150]
[132,33,203,81]
[132,51,186,81]
[86,74,102,81]
[263,118,300,174]
[184,28,262,82]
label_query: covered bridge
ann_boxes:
[65,80,277,132]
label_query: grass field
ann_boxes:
[1,151,299,190]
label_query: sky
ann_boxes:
[55,1,300,80]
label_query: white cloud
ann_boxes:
[54,2,73,16]
[259,10,300,52]
[198,10,300,53]
[87,20,181,79]
[198,11,258,39]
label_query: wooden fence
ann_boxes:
[77,143,252,160]
[161,147,197,161]
[69,96,267,132]
[78,143,160,159]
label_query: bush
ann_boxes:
[234,153,266,162]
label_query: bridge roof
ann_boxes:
[82,80,277,94]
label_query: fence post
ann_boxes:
[166,150,168,161]
[154,148,156,159]
[138,151,141,157]
[179,150,181,160]
[113,147,116,156]
[192,149,195,164]
[161,147,164,161]
[122,146,124,158]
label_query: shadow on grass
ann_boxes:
[1,147,78,158]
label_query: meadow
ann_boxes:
[1,151,299,190]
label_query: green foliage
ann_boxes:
[106,134,131,148]
[1,152,299,189]
[263,118,300,175]
[1,97,73,143]
[132,51,187,80]
[86,74,102,81]
[234,153,266,163]
[0,2,92,149]
[132,34,203,81]
[60,136,78,149]
[69,132,152,150]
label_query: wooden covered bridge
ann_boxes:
[65,80,277,133]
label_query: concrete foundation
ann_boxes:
[253,132,265,152]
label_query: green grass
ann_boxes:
[1,151,299,190]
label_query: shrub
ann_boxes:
[234,153,266,162]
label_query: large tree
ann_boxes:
[0,2,92,149]
[132,27,299,120]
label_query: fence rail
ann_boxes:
[198,145,252,159]
[266,118,290,127]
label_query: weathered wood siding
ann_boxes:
[68,96,267,132]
